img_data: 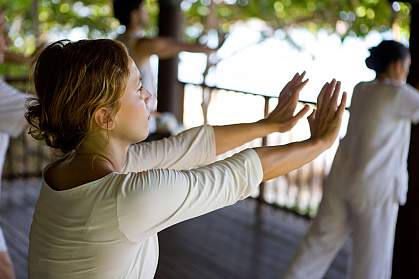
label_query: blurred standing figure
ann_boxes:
[113,0,212,112]
[285,40,419,279]
[0,10,29,279]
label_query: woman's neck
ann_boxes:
[377,73,404,85]
[76,136,130,172]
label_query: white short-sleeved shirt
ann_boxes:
[0,78,28,251]
[327,80,419,207]
[0,78,28,138]
[0,78,28,176]
[28,126,263,279]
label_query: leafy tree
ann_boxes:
[0,0,411,74]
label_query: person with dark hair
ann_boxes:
[27,38,346,278]
[284,40,419,279]
[113,0,211,105]
[113,0,213,136]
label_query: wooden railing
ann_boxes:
[2,78,349,218]
[180,82,349,218]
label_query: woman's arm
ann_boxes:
[4,42,46,65]
[127,72,309,171]
[213,72,310,155]
[134,37,212,62]
[4,51,30,64]
[118,81,346,239]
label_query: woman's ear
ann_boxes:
[394,60,410,80]
[93,107,116,130]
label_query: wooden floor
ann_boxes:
[0,178,350,279]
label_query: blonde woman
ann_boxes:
[27,39,346,278]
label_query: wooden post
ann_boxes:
[392,1,419,277]
[31,0,40,43]
[157,0,184,122]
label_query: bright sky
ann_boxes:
[54,20,407,107]
[177,21,408,106]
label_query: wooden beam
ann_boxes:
[157,0,184,122]
[392,2,419,278]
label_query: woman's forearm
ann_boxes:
[254,139,328,181]
[4,51,30,64]
[213,121,276,155]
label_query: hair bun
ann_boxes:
[365,40,409,74]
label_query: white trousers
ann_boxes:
[0,134,9,252]
[284,190,399,279]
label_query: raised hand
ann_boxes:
[308,79,347,148]
[262,72,311,133]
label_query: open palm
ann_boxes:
[308,79,347,148]
[264,72,310,132]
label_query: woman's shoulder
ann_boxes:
[400,83,419,95]
[43,154,117,191]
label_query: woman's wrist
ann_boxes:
[256,119,282,134]
[307,137,330,153]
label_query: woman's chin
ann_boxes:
[134,131,149,143]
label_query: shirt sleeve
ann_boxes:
[0,80,29,137]
[396,84,419,123]
[116,148,263,241]
[125,125,216,171]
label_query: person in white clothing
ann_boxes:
[0,10,29,279]
[284,40,419,279]
[113,0,212,97]
[26,38,346,278]
[113,0,212,134]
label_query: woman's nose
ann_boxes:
[145,89,157,112]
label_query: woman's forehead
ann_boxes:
[129,60,141,81]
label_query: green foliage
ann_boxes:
[1,0,118,54]
[0,0,412,57]
[182,0,410,40]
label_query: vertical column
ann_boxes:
[393,2,419,277]
[157,0,184,122]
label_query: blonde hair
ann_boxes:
[26,39,131,154]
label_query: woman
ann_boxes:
[26,39,345,278]
[285,40,419,279]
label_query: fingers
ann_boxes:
[318,79,342,120]
[321,79,336,115]
[307,108,316,124]
[335,91,347,120]
[279,71,308,102]
[293,104,310,121]
[280,73,299,97]
[316,82,329,118]
[289,71,308,98]
[328,81,341,118]
[291,78,309,102]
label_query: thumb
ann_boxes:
[307,108,316,123]
[294,105,310,121]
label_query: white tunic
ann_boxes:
[28,126,263,278]
[0,78,28,138]
[327,80,419,208]
[0,78,28,251]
